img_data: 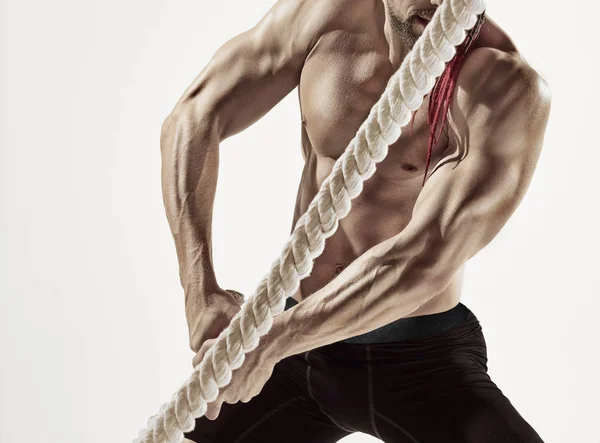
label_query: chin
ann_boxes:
[405,31,420,47]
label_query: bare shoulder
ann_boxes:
[168,0,368,137]
[455,47,551,115]
[449,46,552,157]
[270,0,374,49]
[458,47,551,114]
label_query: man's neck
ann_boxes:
[380,2,411,71]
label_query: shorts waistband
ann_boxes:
[284,296,471,344]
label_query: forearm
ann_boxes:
[264,231,445,363]
[160,107,221,310]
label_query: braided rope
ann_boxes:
[136,0,486,441]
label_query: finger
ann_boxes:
[223,393,239,405]
[225,289,245,304]
[204,399,222,421]
[192,350,205,368]
[221,378,240,405]
[192,338,217,368]
[241,389,259,403]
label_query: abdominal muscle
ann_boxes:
[287,155,466,319]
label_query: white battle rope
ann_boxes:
[135,0,486,441]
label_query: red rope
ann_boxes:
[409,13,486,187]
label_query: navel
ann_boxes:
[334,264,346,276]
[401,163,418,172]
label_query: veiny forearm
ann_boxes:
[160,108,221,307]
[264,231,445,363]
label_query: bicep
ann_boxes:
[406,137,524,277]
[394,52,551,289]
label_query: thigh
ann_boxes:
[422,384,543,443]
[374,383,545,443]
[184,354,351,443]
[363,322,545,443]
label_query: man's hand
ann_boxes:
[192,334,277,421]
[186,288,244,353]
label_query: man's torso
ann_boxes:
[289,3,518,316]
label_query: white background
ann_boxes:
[1,0,598,442]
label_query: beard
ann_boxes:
[388,9,434,48]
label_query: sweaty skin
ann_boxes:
[160,0,551,369]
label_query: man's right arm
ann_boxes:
[160,0,341,330]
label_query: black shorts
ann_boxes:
[184,298,544,443]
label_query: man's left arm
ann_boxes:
[263,48,552,364]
